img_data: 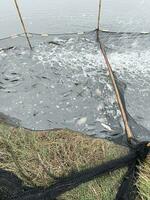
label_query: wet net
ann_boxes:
[0,1,150,200]
[0,30,150,141]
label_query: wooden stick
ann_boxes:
[98,34,150,146]
[98,37,134,141]
[96,0,135,143]
[13,0,32,50]
[96,0,150,146]
[97,0,102,31]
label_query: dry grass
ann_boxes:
[137,155,150,200]
[0,122,149,200]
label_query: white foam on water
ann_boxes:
[109,49,150,130]
[0,34,121,138]
[0,33,150,140]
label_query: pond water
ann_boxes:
[0,0,150,142]
[0,0,150,38]
[0,31,150,142]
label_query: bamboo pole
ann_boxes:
[97,0,102,31]
[13,0,32,50]
[97,35,134,141]
[96,0,134,142]
[96,1,150,146]
[97,35,150,147]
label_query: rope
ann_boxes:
[0,30,150,42]
[13,0,32,50]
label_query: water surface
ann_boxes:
[0,0,150,38]
[0,1,150,141]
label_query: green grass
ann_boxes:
[0,122,149,200]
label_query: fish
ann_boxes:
[101,123,113,131]
[76,117,87,126]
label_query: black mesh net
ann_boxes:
[0,2,150,198]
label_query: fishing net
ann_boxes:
[0,3,150,199]
[0,30,150,141]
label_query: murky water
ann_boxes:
[0,33,121,137]
[0,0,150,39]
[0,31,150,142]
[0,1,150,141]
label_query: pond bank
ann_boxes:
[0,120,149,199]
